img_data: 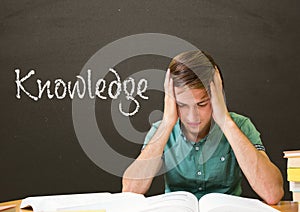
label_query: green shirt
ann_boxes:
[143,112,265,199]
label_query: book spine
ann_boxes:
[287,168,300,182]
[289,181,300,192]
[292,191,300,202]
[287,157,300,168]
[283,150,300,158]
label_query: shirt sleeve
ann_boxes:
[239,118,265,151]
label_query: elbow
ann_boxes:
[263,187,284,205]
[122,176,135,193]
[122,178,135,193]
[264,172,285,205]
[122,176,149,194]
[122,177,130,192]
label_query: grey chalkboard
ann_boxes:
[1,0,300,202]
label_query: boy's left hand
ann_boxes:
[210,67,231,129]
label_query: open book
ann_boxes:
[20,191,279,212]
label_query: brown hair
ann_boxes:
[168,50,223,91]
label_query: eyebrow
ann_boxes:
[176,98,210,105]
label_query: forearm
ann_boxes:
[122,157,162,194]
[221,115,284,204]
[122,120,174,194]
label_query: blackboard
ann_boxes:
[1,0,300,202]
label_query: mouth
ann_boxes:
[187,122,201,127]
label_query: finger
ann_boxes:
[164,68,170,90]
[168,78,175,99]
[213,67,223,91]
[215,66,222,83]
[210,81,216,98]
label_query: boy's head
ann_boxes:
[168,50,223,92]
[167,50,223,141]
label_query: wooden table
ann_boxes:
[271,201,299,212]
[0,199,299,212]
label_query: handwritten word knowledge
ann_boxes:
[15,68,149,116]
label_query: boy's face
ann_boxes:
[174,87,212,141]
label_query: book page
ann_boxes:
[20,192,112,211]
[198,193,279,212]
[58,192,148,212]
[21,192,149,212]
[141,191,198,212]
[20,191,197,212]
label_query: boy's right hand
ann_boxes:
[162,68,178,127]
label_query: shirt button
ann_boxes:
[197,171,202,176]
[198,187,203,191]
[220,156,225,161]
[195,146,200,151]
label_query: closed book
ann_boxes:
[293,192,300,202]
[290,181,300,192]
[284,150,300,158]
[287,168,300,182]
[287,157,300,168]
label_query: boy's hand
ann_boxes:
[210,67,231,129]
[162,69,178,126]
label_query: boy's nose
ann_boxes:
[187,107,200,122]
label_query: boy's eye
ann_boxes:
[197,102,208,107]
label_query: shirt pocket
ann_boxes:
[206,148,238,189]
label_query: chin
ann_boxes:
[188,127,202,135]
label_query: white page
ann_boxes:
[58,192,148,212]
[199,193,279,212]
[20,192,112,212]
[141,191,198,212]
